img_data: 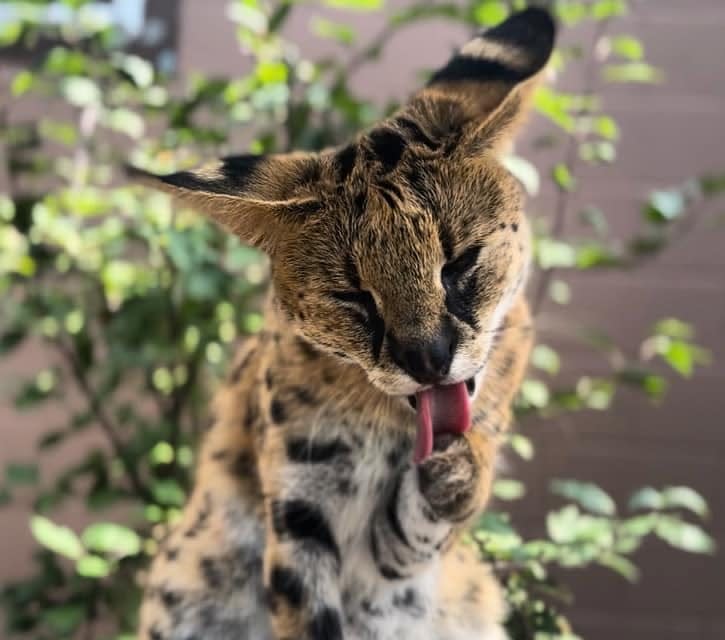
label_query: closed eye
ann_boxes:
[441,244,482,284]
[331,289,385,360]
[331,289,377,311]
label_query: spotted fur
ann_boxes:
[134,9,555,640]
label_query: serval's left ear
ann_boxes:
[404,7,557,152]
[126,153,323,253]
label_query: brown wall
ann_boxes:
[1,1,724,638]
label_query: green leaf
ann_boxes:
[610,35,644,61]
[654,318,694,340]
[81,523,141,558]
[629,486,663,511]
[61,76,102,106]
[509,433,534,460]
[323,0,384,11]
[536,238,577,269]
[579,206,608,236]
[662,487,709,518]
[152,479,186,506]
[11,70,34,97]
[493,478,525,501]
[311,18,356,45]
[6,462,39,486]
[604,62,663,84]
[655,517,716,554]
[553,163,576,191]
[30,516,84,560]
[594,115,620,140]
[551,480,616,516]
[0,21,22,47]
[591,0,627,19]
[473,1,509,26]
[531,344,560,375]
[700,172,725,196]
[41,604,84,635]
[645,189,685,224]
[76,554,111,578]
[520,379,550,408]
[599,553,639,581]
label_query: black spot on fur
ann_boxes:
[265,368,274,389]
[291,386,316,405]
[334,144,357,182]
[269,565,305,608]
[243,403,259,431]
[230,451,255,477]
[393,588,425,617]
[286,438,351,463]
[309,607,343,640]
[161,589,182,609]
[361,598,384,617]
[184,492,212,538]
[367,128,407,173]
[165,547,179,561]
[270,397,287,423]
[512,222,519,232]
[150,625,165,640]
[200,556,224,589]
[271,500,341,565]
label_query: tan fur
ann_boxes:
[134,9,554,640]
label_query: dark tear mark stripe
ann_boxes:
[271,499,341,566]
[396,117,440,150]
[308,607,343,640]
[286,438,351,464]
[441,245,483,283]
[385,475,412,549]
[444,268,481,330]
[269,565,305,608]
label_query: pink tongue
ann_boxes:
[414,382,472,464]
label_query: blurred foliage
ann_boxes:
[0,0,722,639]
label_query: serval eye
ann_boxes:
[441,245,482,286]
[330,288,385,360]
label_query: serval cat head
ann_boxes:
[132,9,556,398]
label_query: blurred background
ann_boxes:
[1,1,723,639]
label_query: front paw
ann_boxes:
[417,433,480,523]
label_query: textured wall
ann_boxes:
[1,1,724,638]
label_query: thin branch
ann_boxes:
[55,339,153,503]
[532,18,613,316]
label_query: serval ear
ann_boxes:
[126,153,323,252]
[403,7,556,153]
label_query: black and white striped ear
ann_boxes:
[405,8,557,151]
[126,153,323,251]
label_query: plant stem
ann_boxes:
[531,18,612,316]
[55,339,153,503]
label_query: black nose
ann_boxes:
[388,321,458,384]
